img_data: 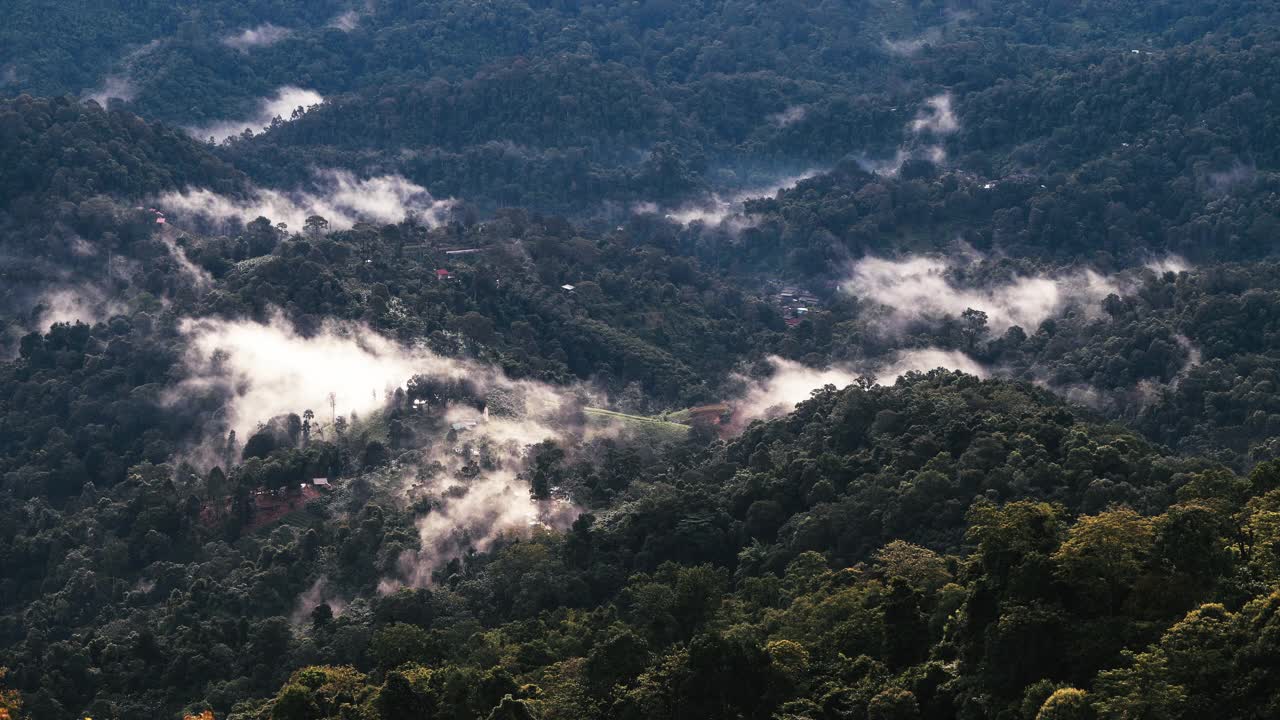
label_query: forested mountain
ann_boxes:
[4,1,1280,719]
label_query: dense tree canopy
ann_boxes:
[4,0,1280,718]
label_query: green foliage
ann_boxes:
[370,623,431,670]
[1052,508,1154,613]
[5,1,1280,719]
[1035,688,1093,720]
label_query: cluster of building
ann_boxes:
[199,477,334,530]
[775,287,820,327]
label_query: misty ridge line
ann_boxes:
[830,251,1201,412]
[745,347,1197,426]
[732,351,990,425]
[21,238,1193,447]
[157,169,455,232]
[839,253,1191,336]
[631,168,823,229]
[165,312,881,444]
[165,308,994,472]
[33,254,1185,455]
[622,239,1196,423]
[750,339,1200,424]
[187,86,325,143]
[167,312,556,441]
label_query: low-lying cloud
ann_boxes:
[883,28,942,56]
[1203,161,1256,195]
[172,314,473,438]
[328,11,361,31]
[292,576,348,625]
[910,94,959,136]
[222,23,291,52]
[33,287,127,331]
[157,232,213,289]
[1144,254,1191,275]
[878,348,988,383]
[381,470,579,593]
[842,255,1119,334]
[82,39,161,107]
[857,149,911,177]
[188,86,323,143]
[169,312,579,442]
[158,170,454,232]
[1037,337,1203,414]
[84,75,137,106]
[732,357,864,423]
[730,351,987,426]
[769,105,808,127]
[640,170,819,228]
[861,92,959,176]
[167,311,585,589]
[376,391,584,592]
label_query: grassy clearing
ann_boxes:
[584,407,691,438]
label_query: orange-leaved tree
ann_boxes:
[0,669,21,720]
